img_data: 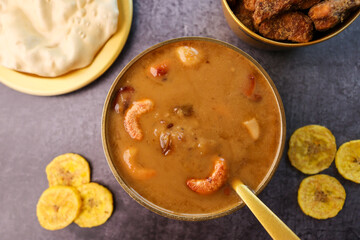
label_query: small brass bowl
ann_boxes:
[102,37,286,221]
[221,0,360,50]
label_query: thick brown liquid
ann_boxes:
[107,40,282,214]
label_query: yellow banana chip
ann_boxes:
[335,140,360,183]
[36,186,82,230]
[288,125,336,174]
[298,174,346,219]
[74,183,113,228]
[46,153,90,187]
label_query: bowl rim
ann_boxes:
[101,36,287,221]
[222,0,360,48]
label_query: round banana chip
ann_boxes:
[74,183,113,228]
[37,186,82,230]
[46,153,91,187]
[298,174,346,219]
[335,140,360,183]
[288,125,337,174]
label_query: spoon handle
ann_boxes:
[232,180,300,240]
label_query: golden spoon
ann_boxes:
[232,179,300,240]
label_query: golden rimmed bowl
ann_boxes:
[101,37,286,221]
[221,0,360,50]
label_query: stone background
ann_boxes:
[0,0,359,239]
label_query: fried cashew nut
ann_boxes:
[186,157,228,194]
[124,99,154,140]
[176,46,202,66]
[122,148,156,180]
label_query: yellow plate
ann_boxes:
[0,0,133,96]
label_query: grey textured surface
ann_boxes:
[0,0,359,239]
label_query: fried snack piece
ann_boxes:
[244,0,256,11]
[335,140,360,183]
[309,0,360,31]
[288,125,336,174]
[252,0,324,26]
[187,157,228,194]
[259,12,314,42]
[297,0,321,9]
[253,0,302,26]
[46,153,91,187]
[37,186,82,230]
[124,99,154,140]
[234,1,256,31]
[74,183,113,228]
[298,174,346,219]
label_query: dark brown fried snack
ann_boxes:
[259,12,314,42]
[296,0,321,9]
[244,0,257,11]
[234,1,256,31]
[309,0,360,31]
[253,0,302,26]
[252,0,320,26]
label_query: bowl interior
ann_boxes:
[101,37,287,221]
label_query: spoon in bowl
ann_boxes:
[232,179,300,240]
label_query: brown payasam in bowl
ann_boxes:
[102,37,286,221]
